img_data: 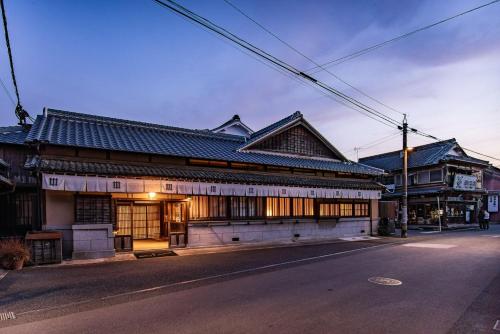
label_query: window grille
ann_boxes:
[75,195,111,224]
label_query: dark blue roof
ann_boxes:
[26,109,382,176]
[359,139,489,172]
[245,111,303,146]
[0,126,29,145]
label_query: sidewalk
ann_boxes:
[408,224,479,231]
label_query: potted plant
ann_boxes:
[0,239,30,270]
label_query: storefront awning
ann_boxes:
[41,172,381,199]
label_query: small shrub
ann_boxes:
[0,239,30,270]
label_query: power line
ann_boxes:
[348,131,401,160]
[0,75,15,105]
[152,0,402,129]
[223,0,405,117]
[307,0,500,72]
[154,0,500,167]
[1,0,33,124]
[223,0,500,165]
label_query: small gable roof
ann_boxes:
[240,111,347,162]
[212,114,253,136]
[359,138,489,172]
[25,108,382,176]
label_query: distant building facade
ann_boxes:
[483,166,500,222]
[360,139,489,226]
[0,109,383,259]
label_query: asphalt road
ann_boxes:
[1,226,499,333]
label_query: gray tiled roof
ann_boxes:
[0,126,29,145]
[244,111,303,147]
[30,157,382,190]
[25,109,383,176]
[359,139,489,172]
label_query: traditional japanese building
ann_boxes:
[360,139,489,227]
[0,125,39,236]
[1,108,384,259]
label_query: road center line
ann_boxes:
[16,241,399,316]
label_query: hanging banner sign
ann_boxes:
[488,194,499,213]
[107,178,127,193]
[86,176,108,192]
[43,174,65,191]
[64,175,86,192]
[127,179,145,193]
[40,173,382,199]
[144,180,161,193]
[161,180,177,194]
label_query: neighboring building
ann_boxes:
[360,139,489,227]
[484,166,500,223]
[1,108,384,259]
[0,125,39,236]
[212,114,253,136]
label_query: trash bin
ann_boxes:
[25,231,62,265]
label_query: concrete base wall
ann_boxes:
[188,218,374,247]
[72,224,115,260]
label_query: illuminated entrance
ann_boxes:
[115,201,187,250]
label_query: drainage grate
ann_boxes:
[0,312,16,321]
[368,277,402,286]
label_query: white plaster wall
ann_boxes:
[43,190,75,258]
[188,218,372,247]
[45,190,74,227]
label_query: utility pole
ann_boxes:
[401,114,408,238]
[354,147,361,161]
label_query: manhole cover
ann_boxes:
[0,312,16,321]
[368,277,402,286]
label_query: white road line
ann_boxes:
[493,320,500,331]
[0,270,8,282]
[339,236,380,241]
[16,241,399,316]
[402,243,456,249]
[420,231,440,234]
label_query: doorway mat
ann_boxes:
[134,250,178,259]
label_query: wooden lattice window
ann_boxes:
[14,192,37,227]
[75,195,111,224]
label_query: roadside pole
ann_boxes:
[401,115,408,238]
[437,196,442,232]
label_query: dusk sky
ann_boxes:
[1,0,499,163]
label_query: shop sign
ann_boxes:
[488,195,499,213]
[453,174,477,191]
